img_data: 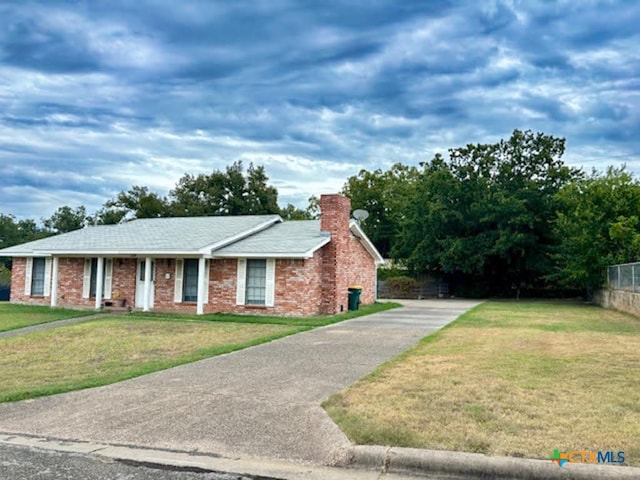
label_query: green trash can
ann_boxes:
[348,285,362,311]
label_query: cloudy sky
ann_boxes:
[1,0,638,219]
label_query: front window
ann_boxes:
[246,259,266,305]
[183,259,198,302]
[31,258,46,296]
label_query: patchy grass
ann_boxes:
[0,318,304,403]
[0,302,399,403]
[0,303,95,333]
[323,300,640,465]
[137,301,401,327]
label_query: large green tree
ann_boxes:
[43,206,87,233]
[279,195,320,220]
[394,130,581,295]
[0,214,50,268]
[552,166,640,292]
[170,161,279,216]
[106,186,169,221]
[342,163,419,257]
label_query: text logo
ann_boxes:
[550,449,625,467]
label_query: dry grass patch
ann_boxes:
[0,317,303,402]
[0,303,94,332]
[324,300,640,465]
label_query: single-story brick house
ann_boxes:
[0,194,383,316]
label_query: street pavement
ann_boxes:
[0,443,260,480]
[0,299,481,466]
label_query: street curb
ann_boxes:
[0,433,383,480]
[344,445,640,479]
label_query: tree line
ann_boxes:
[0,162,317,271]
[2,130,638,295]
[344,129,640,296]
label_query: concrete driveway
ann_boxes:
[0,299,481,465]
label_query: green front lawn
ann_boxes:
[323,300,640,465]
[0,318,305,403]
[0,303,95,332]
[137,300,401,326]
[0,302,400,403]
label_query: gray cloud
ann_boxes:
[0,0,638,219]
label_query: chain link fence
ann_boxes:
[607,262,640,292]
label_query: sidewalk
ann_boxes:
[0,311,122,339]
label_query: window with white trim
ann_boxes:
[31,258,46,296]
[246,259,267,305]
[82,258,113,299]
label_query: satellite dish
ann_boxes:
[352,209,369,223]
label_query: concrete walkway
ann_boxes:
[0,312,122,339]
[0,299,481,466]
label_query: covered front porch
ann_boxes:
[48,256,211,315]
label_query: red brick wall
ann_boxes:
[320,194,352,314]
[111,258,137,308]
[153,258,174,309]
[10,257,139,309]
[58,258,90,306]
[153,257,326,317]
[272,256,324,316]
[345,234,377,304]
[8,257,49,305]
[317,194,378,312]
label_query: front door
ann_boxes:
[135,260,155,308]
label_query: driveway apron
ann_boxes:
[0,299,481,465]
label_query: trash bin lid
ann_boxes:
[348,285,362,290]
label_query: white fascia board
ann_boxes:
[1,252,50,257]
[30,250,203,257]
[200,216,283,254]
[213,253,310,259]
[349,220,385,265]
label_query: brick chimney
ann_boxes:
[320,194,351,314]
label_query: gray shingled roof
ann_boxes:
[213,220,329,258]
[0,215,281,255]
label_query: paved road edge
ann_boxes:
[0,433,383,480]
[344,445,640,479]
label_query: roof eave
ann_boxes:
[4,250,211,258]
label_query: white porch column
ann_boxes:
[50,257,59,307]
[196,257,206,315]
[94,257,104,310]
[143,256,152,312]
